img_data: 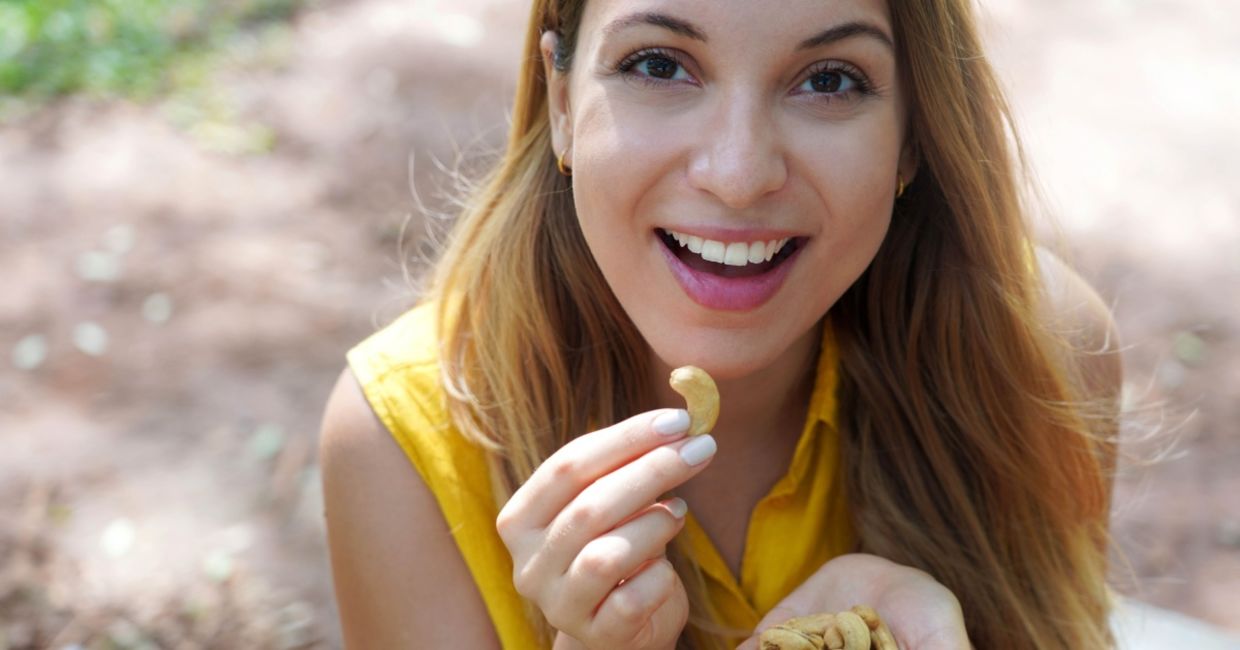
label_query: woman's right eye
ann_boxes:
[617,49,692,85]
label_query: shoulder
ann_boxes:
[1031,245,1123,401]
[319,367,501,648]
[344,301,454,454]
[347,301,443,379]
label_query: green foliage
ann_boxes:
[0,0,304,99]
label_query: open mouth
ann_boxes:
[656,228,804,279]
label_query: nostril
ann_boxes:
[687,150,788,209]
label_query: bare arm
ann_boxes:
[319,368,502,649]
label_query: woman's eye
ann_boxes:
[799,70,860,95]
[620,52,691,83]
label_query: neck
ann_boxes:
[648,321,823,449]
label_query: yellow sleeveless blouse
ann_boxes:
[346,303,855,648]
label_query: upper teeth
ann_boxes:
[666,229,790,267]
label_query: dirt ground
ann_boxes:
[1,0,1236,647]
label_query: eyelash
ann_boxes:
[612,47,877,101]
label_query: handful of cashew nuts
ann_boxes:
[760,606,900,650]
[669,366,719,436]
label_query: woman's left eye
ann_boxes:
[636,55,690,81]
[798,69,863,95]
[617,50,693,84]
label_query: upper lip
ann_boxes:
[656,225,807,242]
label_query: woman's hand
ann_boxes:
[737,554,971,650]
[496,409,718,650]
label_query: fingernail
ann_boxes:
[652,409,690,435]
[665,497,688,519]
[679,434,717,466]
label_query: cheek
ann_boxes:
[796,115,902,202]
[568,158,644,298]
[793,123,901,291]
[569,96,681,250]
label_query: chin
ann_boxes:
[644,325,805,382]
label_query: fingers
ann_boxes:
[553,499,688,620]
[588,557,686,647]
[499,409,692,530]
[541,434,715,559]
[495,408,708,650]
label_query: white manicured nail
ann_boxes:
[679,435,717,466]
[665,497,688,519]
[652,409,690,435]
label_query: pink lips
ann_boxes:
[658,235,802,312]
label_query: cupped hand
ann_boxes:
[495,408,718,650]
[737,553,971,650]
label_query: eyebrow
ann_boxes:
[600,12,894,53]
[601,11,707,42]
[797,21,894,52]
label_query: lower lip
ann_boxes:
[658,238,802,312]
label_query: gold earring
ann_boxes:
[896,174,906,199]
[556,150,572,176]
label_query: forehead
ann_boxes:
[578,0,893,44]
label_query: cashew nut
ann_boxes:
[851,606,899,650]
[669,366,719,436]
[760,606,899,650]
[850,605,881,631]
[822,626,845,649]
[834,611,871,650]
[782,613,837,638]
[760,627,823,650]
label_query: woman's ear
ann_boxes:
[540,31,573,161]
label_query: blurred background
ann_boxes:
[0,0,1236,647]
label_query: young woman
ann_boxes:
[320,0,1122,648]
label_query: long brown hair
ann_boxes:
[428,1,1114,647]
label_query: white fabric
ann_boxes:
[1113,600,1240,649]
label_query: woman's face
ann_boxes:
[544,0,914,381]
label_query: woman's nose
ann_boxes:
[686,95,788,209]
